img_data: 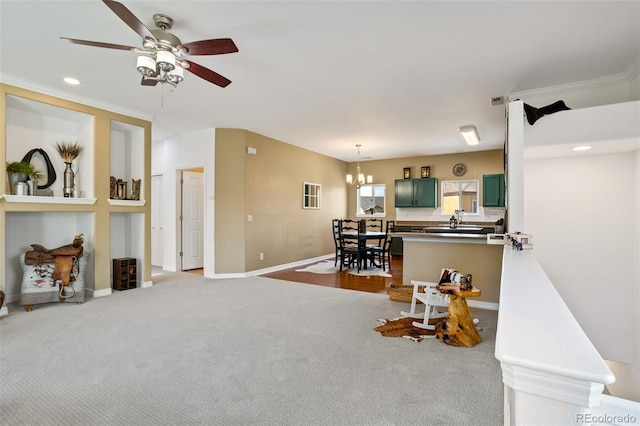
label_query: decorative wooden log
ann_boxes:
[435,284,482,347]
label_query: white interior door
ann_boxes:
[151,175,164,267]
[181,170,204,270]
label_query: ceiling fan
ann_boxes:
[61,0,238,88]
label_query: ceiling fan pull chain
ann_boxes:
[161,83,165,112]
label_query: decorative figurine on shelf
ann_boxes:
[449,215,458,229]
[110,176,117,199]
[115,179,127,200]
[130,179,141,200]
[56,141,83,197]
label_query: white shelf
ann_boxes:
[108,199,146,206]
[1,195,97,205]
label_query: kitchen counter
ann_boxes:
[397,230,503,304]
[393,231,489,244]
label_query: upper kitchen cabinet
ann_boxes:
[482,173,505,207]
[395,178,438,208]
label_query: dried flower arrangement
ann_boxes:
[56,141,83,163]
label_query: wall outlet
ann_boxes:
[259,252,264,261]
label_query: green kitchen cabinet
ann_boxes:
[394,178,438,208]
[483,174,505,207]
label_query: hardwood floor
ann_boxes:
[261,256,404,295]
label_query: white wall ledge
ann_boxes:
[496,247,616,424]
[1,195,97,205]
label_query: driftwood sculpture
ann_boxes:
[25,234,84,302]
[434,284,482,347]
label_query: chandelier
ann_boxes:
[346,144,373,188]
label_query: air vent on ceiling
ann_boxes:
[490,96,505,106]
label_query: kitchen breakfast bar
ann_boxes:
[393,226,503,305]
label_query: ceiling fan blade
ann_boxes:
[178,38,238,56]
[60,37,141,52]
[102,0,155,41]
[183,60,232,88]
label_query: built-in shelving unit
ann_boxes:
[1,83,151,305]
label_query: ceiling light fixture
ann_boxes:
[63,77,80,85]
[346,144,373,188]
[137,50,185,87]
[572,145,592,152]
[459,126,480,146]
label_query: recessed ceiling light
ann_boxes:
[63,77,80,85]
[572,145,592,151]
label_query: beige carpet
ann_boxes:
[0,273,502,425]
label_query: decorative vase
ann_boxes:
[27,180,36,196]
[63,162,75,197]
[8,172,28,195]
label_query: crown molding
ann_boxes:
[509,73,631,100]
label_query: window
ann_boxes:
[356,184,385,217]
[303,182,321,209]
[441,180,479,216]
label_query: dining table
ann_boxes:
[341,230,387,269]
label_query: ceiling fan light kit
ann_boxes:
[61,0,237,89]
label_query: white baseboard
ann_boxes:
[140,280,153,288]
[205,253,334,279]
[91,288,112,298]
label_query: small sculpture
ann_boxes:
[130,178,141,200]
[110,176,117,199]
[523,100,570,125]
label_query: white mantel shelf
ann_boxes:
[1,195,97,205]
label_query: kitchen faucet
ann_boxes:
[455,209,464,225]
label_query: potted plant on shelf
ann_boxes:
[6,161,35,194]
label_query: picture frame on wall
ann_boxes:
[403,167,411,179]
[421,166,430,178]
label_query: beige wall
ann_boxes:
[403,240,503,303]
[347,149,504,219]
[215,129,347,273]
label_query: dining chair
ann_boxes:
[332,219,341,266]
[338,219,366,272]
[369,220,394,271]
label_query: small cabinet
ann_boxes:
[395,178,438,208]
[482,174,505,207]
[113,257,137,290]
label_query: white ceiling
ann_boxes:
[1,1,639,162]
